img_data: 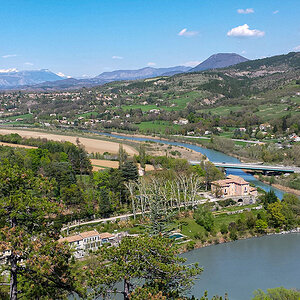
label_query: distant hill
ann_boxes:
[190,53,249,72]
[0,69,64,88]
[95,66,191,81]
[16,66,191,91]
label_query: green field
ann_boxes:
[137,120,180,132]
[78,111,98,118]
[1,113,33,121]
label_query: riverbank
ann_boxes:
[182,227,300,253]
[254,175,300,196]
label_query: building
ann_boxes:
[58,230,116,258]
[211,175,257,204]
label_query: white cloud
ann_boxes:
[56,72,71,78]
[237,8,254,14]
[273,10,279,14]
[227,24,265,38]
[24,62,34,66]
[0,68,18,73]
[182,60,202,67]
[178,28,198,37]
[147,62,156,67]
[241,50,247,54]
[2,54,18,58]
[112,55,123,59]
[294,45,300,52]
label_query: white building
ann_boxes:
[58,230,116,258]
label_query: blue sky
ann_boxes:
[0,0,299,77]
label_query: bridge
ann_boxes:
[189,161,299,174]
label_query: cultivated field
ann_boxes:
[0,129,137,155]
[91,159,155,172]
[0,142,37,149]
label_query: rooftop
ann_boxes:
[212,175,248,187]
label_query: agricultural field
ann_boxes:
[136,120,180,132]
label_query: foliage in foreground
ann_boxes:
[0,163,79,299]
[80,235,202,300]
[252,287,300,300]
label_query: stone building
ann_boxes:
[211,175,257,204]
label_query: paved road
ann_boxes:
[61,212,139,231]
[61,199,210,232]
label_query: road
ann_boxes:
[61,199,210,232]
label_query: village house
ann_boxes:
[259,123,271,131]
[211,175,257,204]
[58,230,116,258]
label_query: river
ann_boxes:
[182,233,300,299]
[94,132,285,199]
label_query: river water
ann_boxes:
[182,233,300,299]
[94,132,285,199]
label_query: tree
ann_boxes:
[84,235,202,300]
[267,201,286,228]
[255,219,268,233]
[194,205,215,232]
[118,144,128,167]
[138,144,146,172]
[60,183,84,206]
[202,161,224,191]
[98,187,112,217]
[121,161,139,182]
[262,190,278,209]
[0,163,76,299]
[282,193,300,215]
[252,287,300,300]
[220,223,228,234]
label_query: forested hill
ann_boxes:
[226,51,300,72]
[97,51,300,100]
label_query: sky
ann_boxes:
[0,0,299,77]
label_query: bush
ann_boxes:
[186,241,196,251]
[194,205,215,232]
[220,223,228,234]
[229,230,238,241]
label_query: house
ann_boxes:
[211,175,257,204]
[178,118,189,125]
[58,230,116,258]
[259,123,271,131]
[290,134,300,142]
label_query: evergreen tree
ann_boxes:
[98,188,112,217]
[0,163,77,299]
[121,161,139,182]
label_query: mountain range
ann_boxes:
[0,69,64,88]
[0,53,249,90]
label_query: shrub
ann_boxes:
[229,230,238,241]
[220,223,228,234]
[186,241,196,251]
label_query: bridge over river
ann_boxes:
[189,161,300,174]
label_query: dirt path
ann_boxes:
[0,129,137,155]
